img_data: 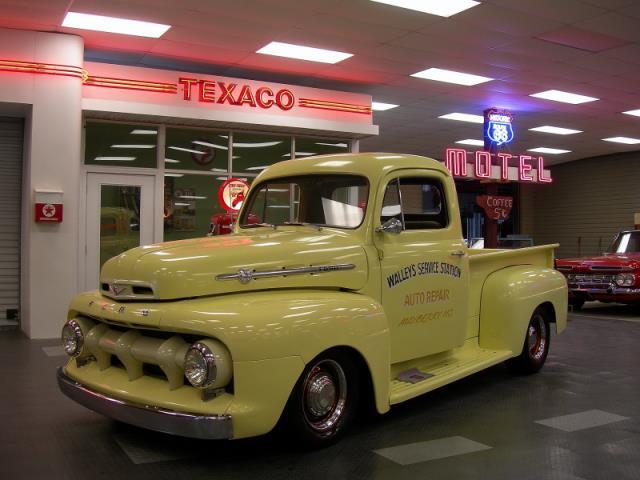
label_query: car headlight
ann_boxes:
[61,317,96,358]
[614,273,635,287]
[184,339,232,389]
[61,319,84,357]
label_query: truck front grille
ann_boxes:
[80,317,190,390]
[565,274,613,286]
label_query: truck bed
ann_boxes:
[466,244,559,335]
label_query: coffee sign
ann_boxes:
[476,195,513,221]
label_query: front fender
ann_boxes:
[479,266,567,354]
[160,289,391,416]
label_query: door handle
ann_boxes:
[450,250,466,257]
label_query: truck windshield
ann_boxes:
[609,231,640,253]
[240,174,369,229]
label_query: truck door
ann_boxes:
[374,170,469,364]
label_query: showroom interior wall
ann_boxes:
[0,28,83,338]
[520,151,640,259]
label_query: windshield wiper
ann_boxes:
[242,222,277,229]
[282,221,323,231]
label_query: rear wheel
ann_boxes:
[506,308,550,374]
[283,353,358,448]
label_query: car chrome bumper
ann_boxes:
[568,285,640,295]
[57,367,233,439]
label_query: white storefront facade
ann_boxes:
[0,28,377,338]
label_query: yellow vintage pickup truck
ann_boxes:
[58,153,567,446]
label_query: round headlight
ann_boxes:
[184,342,216,388]
[615,273,626,287]
[624,273,635,287]
[61,319,84,357]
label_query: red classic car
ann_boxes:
[556,230,640,310]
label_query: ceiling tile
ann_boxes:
[148,40,249,66]
[485,0,607,23]
[574,12,640,42]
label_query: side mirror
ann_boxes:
[376,217,403,234]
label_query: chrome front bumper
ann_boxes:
[568,285,640,295]
[57,367,233,439]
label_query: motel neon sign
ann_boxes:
[445,148,553,183]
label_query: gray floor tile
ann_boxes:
[42,345,66,357]
[374,436,492,465]
[114,433,194,464]
[535,409,629,432]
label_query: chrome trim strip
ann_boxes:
[216,263,356,284]
[57,368,232,439]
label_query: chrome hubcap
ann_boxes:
[302,359,347,434]
[527,314,547,361]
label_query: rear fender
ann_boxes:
[479,266,567,354]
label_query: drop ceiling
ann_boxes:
[2,0,640,165]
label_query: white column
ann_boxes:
[0,28,84,338]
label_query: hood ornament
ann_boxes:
[217,264,356,284]
[109,283,128,297]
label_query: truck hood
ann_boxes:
[99,228,368,300]
[556,253,640,273]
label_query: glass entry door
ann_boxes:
[85,173,155,290]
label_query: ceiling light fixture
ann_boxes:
[246,166,269,171]
[456,139,485,146]
[411,67,493,86]
[168,146,206,155]
[529,126,582,135]
[130,129,158,135]
[62,12,170,38]
[622,109,640,117]
[371,101,399,111]
[256,41,352,64]
[164,158,180,164]
[527,147,571,154]
[192,140,228,150]
[315,142,349,148]
[370,0,480,17]
[94,156,136,161]
[602,137,640,144]
[529,89,598,104]
[233,141,283,148]
[164,173,184,177]
[282,152,316,157]
[438,113,484,123]
[111,144,155,149]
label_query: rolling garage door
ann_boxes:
[0,117,23,325]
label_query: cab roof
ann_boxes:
[255,152,451,184]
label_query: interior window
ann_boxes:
[380,177,448,230]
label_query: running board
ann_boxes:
[390,342,513,405]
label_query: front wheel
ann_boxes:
[283,353,357,448]
[505,308,551,374]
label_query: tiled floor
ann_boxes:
[1,306,639,480]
